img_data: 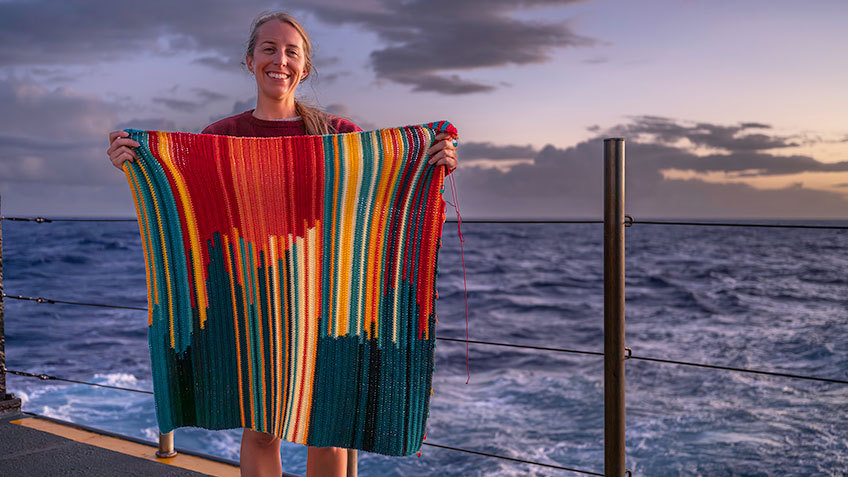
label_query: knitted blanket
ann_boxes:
[122,121,456,456]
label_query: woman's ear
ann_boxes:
[246,54,254,75]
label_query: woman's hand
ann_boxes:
[107,130,140,171]
[427,132,459,172]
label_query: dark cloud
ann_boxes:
[325,103,376,131]
[115,118,178,132]
[192,87,228,102]
[392,74,494,95]
[454,117,848,219]
[739,122,771,129]
[231,98,256,114]
[0,78,118,186]
[460,142,537,160]
[0,0,593,95]
[0,1,245,65]
[0,132,99,151]
[294,0,594,94]
[153,87,228,113]
[318,72,344,84]
[192,56,243,71]
[599,117,848,176]
[152,97,204,113]
[608,115,798,152]
[204,98,256,127]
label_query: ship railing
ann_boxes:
[2,139,847,476]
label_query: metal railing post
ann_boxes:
[347,448,357,476]
[0,194,23,415]
[603,138,626,475]
[157,430,177,458]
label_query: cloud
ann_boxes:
[601,116,848,176]
[460,142,537,160]
[114,118,178,132]
[152,97,205,113]
[324,103,376,131]
[294,0,595,94]
[192,87,228,102]
[0,0,594,95]
[0,78,118,187]
[605,115,801,153]
[390,73,494,95]
[455,117,848,218]
[0,0,263,67]
[152,87,228,113]
[192,55,242,70]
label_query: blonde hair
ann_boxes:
[246,11,335,135]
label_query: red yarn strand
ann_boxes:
[447,172,470,384]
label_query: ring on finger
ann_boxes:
[451,138,458,148]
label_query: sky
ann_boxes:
[1,0,847,219]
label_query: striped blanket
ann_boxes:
[122,121,456,456]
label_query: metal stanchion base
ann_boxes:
[155,449,178,458]
[0,393,22,415]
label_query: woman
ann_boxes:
[107,11,458,477]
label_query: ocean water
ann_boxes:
[2,219,847,476]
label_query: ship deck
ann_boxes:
[0,410,300,476]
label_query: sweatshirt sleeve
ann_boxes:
[330,116,363,133]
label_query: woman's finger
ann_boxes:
[427,140,447,155]
[429,148,457,164]
[112,151,136,170]
[108,130,128,142]
[110,145,138,159]
[427,136,457,156]
[430,157,458,170]
[107,137,140,156]
[109,146,138,166]
[428,149,445,165]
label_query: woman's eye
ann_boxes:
[287,50,298,56]
[264,48,275,53]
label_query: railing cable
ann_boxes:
[629,219,848,230]
[437,336,603,357]
[6,214,848,230]
[1,365,153,394]
[628,354,848,385]
[422,442,603,476]
[446,219,603,224]
[2,293,147,311]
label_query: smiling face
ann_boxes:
[246,19,309,108]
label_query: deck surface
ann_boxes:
[0,410,245,476]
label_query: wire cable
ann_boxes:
[422,442,603,476]
[629,219,848,230]
[628,354,848,385]
[445,219,603,224]
[437,336,603,357]
[2,366,153,394]
[2,293,147,311]
[6,214,847,230]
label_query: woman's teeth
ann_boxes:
[267,72,289,79]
